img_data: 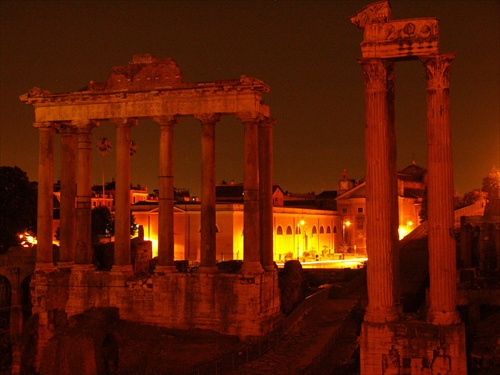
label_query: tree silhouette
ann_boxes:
[482,166,500,200]
[0,167,37,252]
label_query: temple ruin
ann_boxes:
[351,1,467,373]
[19,54,280,371]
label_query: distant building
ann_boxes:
[336,163,427,253]
[133,183,342,263]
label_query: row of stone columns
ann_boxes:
[34,113,275,275]
[360,53,460,325]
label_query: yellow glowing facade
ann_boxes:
[133,204,343,263]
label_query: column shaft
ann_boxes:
[58,126,76,267]
[197,114,219,271]
[259,118,276,271]
[35,123,55,270]
[112,118,136,272]
[387,63,401,308]
[422,53,460,325]
[359,59,398,323]
[240,116,264,274]
[155,116,177,273]
[74,122,94,266]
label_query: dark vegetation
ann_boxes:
[0,167,37,253]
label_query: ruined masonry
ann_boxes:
[351,1,466,374]
[20,54,280,371]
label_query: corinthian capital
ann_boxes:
[194,113,221,125]
[72,119,99,133]
[109,118,138,127]
[358,58,394,91]
[153,115,178,126]
[421,53,456,91]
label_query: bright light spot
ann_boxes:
[345,220,351,227]
[276,258,367,269]
[18,231,37,247]
[144,237,158,258]
[398,227,409,240]
[299,220,305,226]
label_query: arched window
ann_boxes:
[276,226,283,235]
[333,225,338,233]
[326,226,331,234]
[296,226,301,234]
[311,226,317,235]
[286,226,293,235]
[319,226,325,234]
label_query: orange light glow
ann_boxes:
[18,231,37,247]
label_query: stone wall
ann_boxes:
[32,269,282,341]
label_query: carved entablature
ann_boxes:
[19,55,271,123]
[362,18,439,59]
[351,1,439,59]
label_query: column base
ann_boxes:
[427,309,461,325]
[110,264,134,276]
[71,263,95,273]
[197,266,218,274]
[364,305,399,323]
[263,264,277,272]
[240,261,264,275]
[57,261,74,269]
[34,262,57,273]
[154,265,178,275]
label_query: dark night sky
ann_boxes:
[1,1,498,197]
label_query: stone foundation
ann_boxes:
[360,320,467,374]
[31,269,281,342]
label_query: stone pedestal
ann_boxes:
[360,321,467,375]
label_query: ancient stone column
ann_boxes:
[74,121,95,266]
[359,58,398,323]
[154,116,178,273]
[239,114,264,274]
[111,118,137,274]
[387,62,401,310]
[196,114,220,272]
[57,124,76,268]
[421,53,460,325]
[259,118,276,271]
[34,122,56,271]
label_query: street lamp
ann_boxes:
[342,219,351,248]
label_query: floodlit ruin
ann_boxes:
[351,1,467,373]
[19,54,281,371]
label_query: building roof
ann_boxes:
[398,162,427,182]
[316,190,338,199]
